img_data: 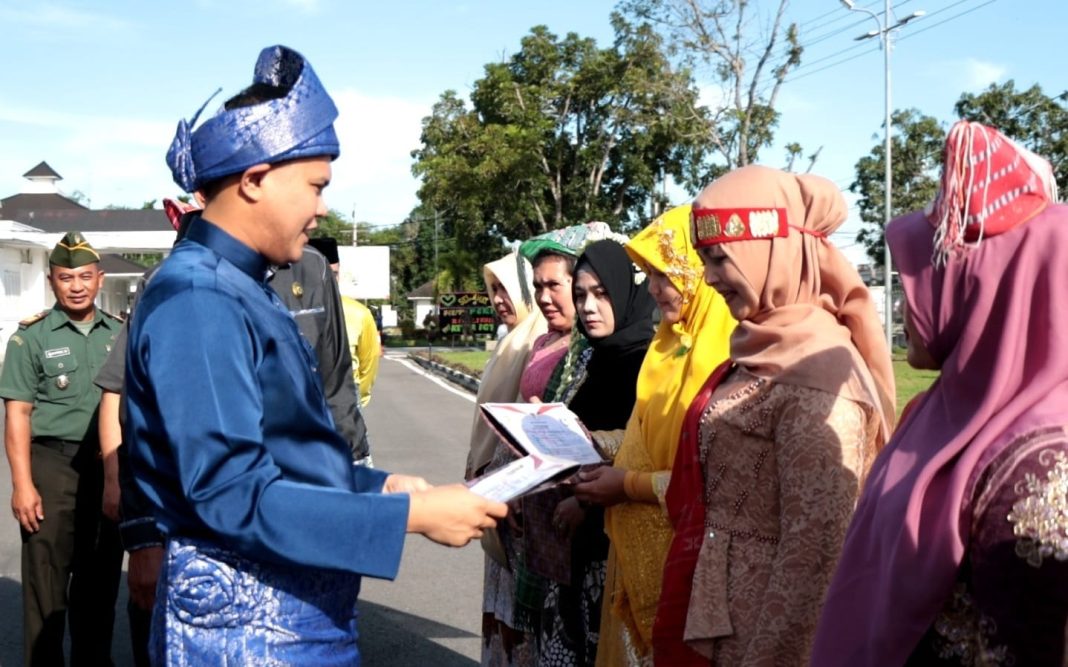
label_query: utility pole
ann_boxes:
[429,209,440,359]
[840,0,924,347]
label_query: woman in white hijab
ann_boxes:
[465,251,547,478]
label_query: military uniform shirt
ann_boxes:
[0,307,120,442]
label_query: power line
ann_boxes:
[791,37,872,70]
[794,0,980,68]
[783,0,989,84]
[898,0,999,42]
[797,0,883,32]
[775,0,919,66]
[784,44,881,83]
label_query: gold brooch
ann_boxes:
[725,213,745,237]
[693,212,721,240]
[291,282,304,298]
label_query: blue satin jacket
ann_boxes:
[125,217,407,578]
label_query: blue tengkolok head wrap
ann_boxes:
[166,45,340,193]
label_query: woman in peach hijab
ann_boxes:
[658,165,894,665]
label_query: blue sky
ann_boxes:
[1,0,1065,262]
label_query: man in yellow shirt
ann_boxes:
[342,295,380,407]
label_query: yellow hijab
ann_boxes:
[603,205,735,652]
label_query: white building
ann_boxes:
[0,162,176,361]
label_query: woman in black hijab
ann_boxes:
[536,239,656,666]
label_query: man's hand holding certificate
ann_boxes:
[467,403,605,502]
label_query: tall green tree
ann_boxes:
[955,80,1068,192]
[619,0,805,180]
[411,16,710,285]
[853,109,945,266]
[854,83,1068,266]
[310,209,355,245]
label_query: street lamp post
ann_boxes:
[840,0,924,346]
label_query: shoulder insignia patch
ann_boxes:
[9,334,23,346]
[18,310,49,328]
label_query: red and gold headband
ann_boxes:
[690,206,827,247]
[690,207,788,247]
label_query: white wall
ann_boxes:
[0,245,50,363]
[380,304,398,328]
[337,246,390,300]
[412,301,434,330]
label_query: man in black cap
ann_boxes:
[0,231,124,666]
[273,237,372,464]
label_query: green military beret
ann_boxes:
[49,231,101,269]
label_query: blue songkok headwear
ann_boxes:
[166,45,340,193]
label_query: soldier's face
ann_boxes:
[257,157,331,265]
[49,263,103,320]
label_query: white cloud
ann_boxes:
[961,58,1008,89]
[0,4,131,33]
[777,89,817,114]
[925,57,1008,93]
[0,103,173,151]
[697,84,727,110]
[0,89,437,223]
[329,88,435,224]
[275,0,321,12]
[0,101,179,208]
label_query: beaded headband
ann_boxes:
[690,206,827,247]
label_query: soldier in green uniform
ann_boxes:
[1,231,124,666]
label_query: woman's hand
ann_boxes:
[573,466,628,507]
[384,474,432,494]
[552,496,585,539]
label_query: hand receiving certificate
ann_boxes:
[467,403,605,502]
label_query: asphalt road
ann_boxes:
[0,351,485,666]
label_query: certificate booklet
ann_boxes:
[467,402,605,503]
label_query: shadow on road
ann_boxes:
[0,573,135,666]
[0,576,22,664]
[358,599,479,666]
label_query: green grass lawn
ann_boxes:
[893,357,939,416]
[427,349,938,416]
[428,350,492,376]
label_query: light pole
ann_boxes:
[840,0,924,346]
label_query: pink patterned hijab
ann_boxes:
[812,122,1067,666]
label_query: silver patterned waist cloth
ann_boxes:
[152,536,362,666]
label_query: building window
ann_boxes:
[1,269,20,301]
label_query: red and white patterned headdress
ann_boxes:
[928,120,1058,266]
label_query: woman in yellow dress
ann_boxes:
[574,205,734,666]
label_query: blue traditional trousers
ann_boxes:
[150,537,362,666]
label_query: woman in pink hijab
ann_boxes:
[812,121,1068,666]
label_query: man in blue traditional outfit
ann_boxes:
[124,45,506,665]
